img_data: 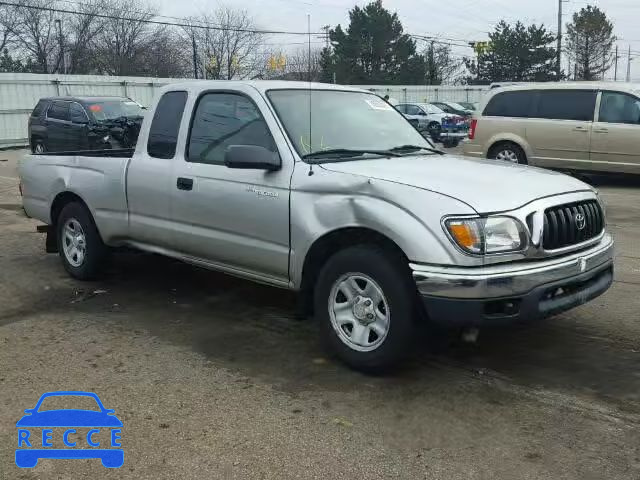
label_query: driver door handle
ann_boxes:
[594,128,609,134]
[573,126,588,132]
[176,177,193,191]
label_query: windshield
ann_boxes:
[267,89,434,160]
[448,102,466,111]
[88,100,144,122]
[421,104,444,114]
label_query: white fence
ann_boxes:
[353,85,488,104]
[0,73,489,147]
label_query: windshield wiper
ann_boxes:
[389,144,444,155]
[302,148,402,163]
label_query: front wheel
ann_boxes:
[32,140,46,154]
[314,246,417,371]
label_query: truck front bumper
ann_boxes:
[411,234,614,327]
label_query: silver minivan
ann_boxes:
[463,82,640,174]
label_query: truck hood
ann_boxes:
[319,154,593,213]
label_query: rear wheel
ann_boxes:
[489,142,527,164]
[57,202,108,280]
[314,246,417,371]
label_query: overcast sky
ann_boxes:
[154,0,640,80]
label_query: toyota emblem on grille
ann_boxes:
[575,213,586,230]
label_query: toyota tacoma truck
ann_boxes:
[19,81,614,371]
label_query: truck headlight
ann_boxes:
[445,216,527,254]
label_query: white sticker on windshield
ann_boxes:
[365,98,393,111]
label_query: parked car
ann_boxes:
[19,81,613,371]
[396,102,468,141]
[463,82,640,174]
[28,96,144,153]
[430,101,473,117]
[457,101,478,111]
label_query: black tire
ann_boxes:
[32,139,46,154]
[488,142,527,164]
[314,245,417,372]
[427,122,442,141]
[57,202,108,280]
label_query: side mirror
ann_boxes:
[224,145,281,171]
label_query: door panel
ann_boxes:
[69,103,89,150]
[526,90,597,170]
[589,91,640,174]
[526,118,592,167]
[170,90,292,282]
[46,101,71,151]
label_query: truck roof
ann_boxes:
[157,80,369,95]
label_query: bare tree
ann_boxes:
[423,42,463,85]
[283,47,322,81]
[138,26,189,77]
[65,0,105,73]
[12,0,59,72]
[0,0,22,53]
[93,0,155,75]
[184,7,263,80]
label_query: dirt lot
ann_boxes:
[1,149,639,479]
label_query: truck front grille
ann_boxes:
[542,200,604,250]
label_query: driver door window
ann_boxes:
[599,91,640,125]
[187,93,276,165]
[591,91,640,171]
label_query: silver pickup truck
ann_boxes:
[19,81,614,370]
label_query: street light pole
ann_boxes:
[557,0,562,79]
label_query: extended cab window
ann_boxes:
[187,93,276,165]
[599,91,640,125]
[47,101,70,121]
[483,91,535,117]
[147,91,187,159]
[535,90,596,121]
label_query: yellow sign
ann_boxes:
[268,55,286,71]
[471,41,491,55]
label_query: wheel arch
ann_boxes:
[485,133,531,161]
[50,191,92,228]
[297,227,411,318]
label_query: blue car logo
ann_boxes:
[16,391,123,468]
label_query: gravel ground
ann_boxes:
[1,149,639,479]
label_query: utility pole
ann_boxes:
[614,45,618,81]
[192,30,198,79]
[55,19,65,74]
[557,0,562,79]
[627,45,632,82]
